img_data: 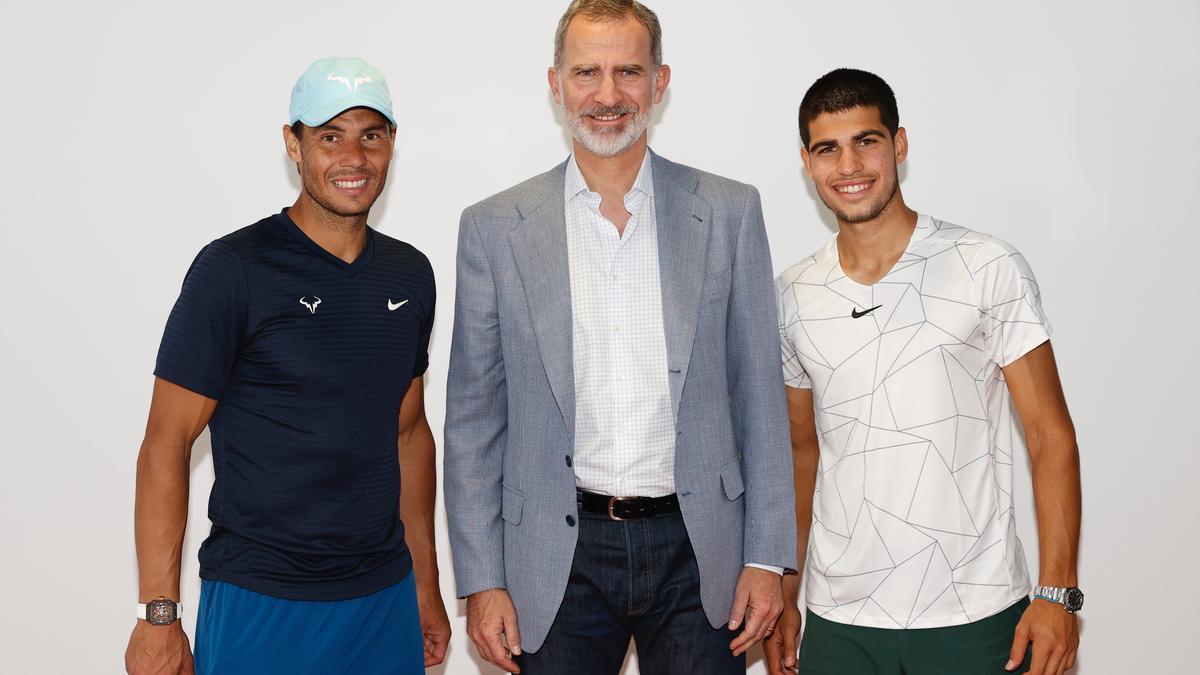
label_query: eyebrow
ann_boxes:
[808,129,886,151]
[569,63,645,73]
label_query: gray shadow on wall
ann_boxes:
[181,429,214,596]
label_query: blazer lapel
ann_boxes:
[508,167,575,436]
[652,151,712,420]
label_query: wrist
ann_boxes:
[1032,584,1084,613]
[137,596,183,625]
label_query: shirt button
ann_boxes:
[565,515,576,527]
[565,455,573,467]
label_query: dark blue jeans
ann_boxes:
[516,504,744,675]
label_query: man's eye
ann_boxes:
[364,133,379,141]
[818,146,835,155]
[321,135,337,143]
[860,138,877,147]
[621,69,639,77]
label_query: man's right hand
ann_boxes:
[763,575,803,674]
[467,588,522,673]
[125,621,194,675]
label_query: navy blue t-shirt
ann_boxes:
[155,209,434,601]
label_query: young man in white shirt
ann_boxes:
[764,68,1082,675]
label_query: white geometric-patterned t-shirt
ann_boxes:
[777,214,1051,629]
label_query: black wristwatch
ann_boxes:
[137,597,182,625]
[1033,585,1084,613]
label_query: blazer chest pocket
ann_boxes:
[701,267,731,301]
[719,457,745,501]
[502,484,525,525]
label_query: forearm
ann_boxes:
[133,442,191,601]
[445,209,510,595]
[784,386,819,602]
[400,422,440,592]
[1027,425,1081,586]
[789,446,818,596]
[729,186,798,569]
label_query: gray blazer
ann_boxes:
[445,150,796,652]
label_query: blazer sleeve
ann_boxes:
[726,186,798,572]
[444,207,510,597]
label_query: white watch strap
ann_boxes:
[137,601,182,621]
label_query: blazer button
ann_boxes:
[565,514,576,527]
[565,455,573,467]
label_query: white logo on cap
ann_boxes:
[327,72,372,92]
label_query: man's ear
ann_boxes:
[548,67,563,105]
[893,127,908,166]
[800,147,814,179]
[653,64,671,104]
[284,124,303,163]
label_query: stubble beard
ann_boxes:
[564,103,651,158]
[301,167,384,220]
[822,169,899,225]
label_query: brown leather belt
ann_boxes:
[577,489,680,521]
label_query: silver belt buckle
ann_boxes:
[607,496,636,521]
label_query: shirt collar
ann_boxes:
[564,149,655,203]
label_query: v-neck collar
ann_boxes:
[276,208,375,276]
[829,213,933,288]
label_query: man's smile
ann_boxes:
[833,179,875,200]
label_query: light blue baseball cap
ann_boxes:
[288,57,396,127]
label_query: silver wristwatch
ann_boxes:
[1033,585,1083,613]
[137,597,182,625]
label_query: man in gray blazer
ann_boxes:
[445,2,796,673]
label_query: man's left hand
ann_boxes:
[416,582,452,666]
[1006,599,1079,675]
[728,567,784,656]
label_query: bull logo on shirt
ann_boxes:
[299,296,322,314]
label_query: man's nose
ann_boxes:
[340,140,368,167]
[837,147,863,175]
[594,74,621,107]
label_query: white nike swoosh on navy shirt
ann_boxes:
[388,299,408,311]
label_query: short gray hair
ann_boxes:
[553,0,663,68]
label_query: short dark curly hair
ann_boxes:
[798,68,898,148]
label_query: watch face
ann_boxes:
[1064,588,1084,612]
[146,598,177,625]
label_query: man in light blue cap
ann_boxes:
[124,57,449,674]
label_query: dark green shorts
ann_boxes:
[798,598,1032,675]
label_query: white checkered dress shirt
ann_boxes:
[563,152,782,576]
[566,152,677,497]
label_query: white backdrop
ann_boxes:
[1,0,1196,672]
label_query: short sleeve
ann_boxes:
[976,244,1052,367]
[777,276,812,389]
[154,242,249,399]
[411,254,436,378]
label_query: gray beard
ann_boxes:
[564,107,650,158]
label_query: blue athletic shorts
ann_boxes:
[194,573,423,674]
